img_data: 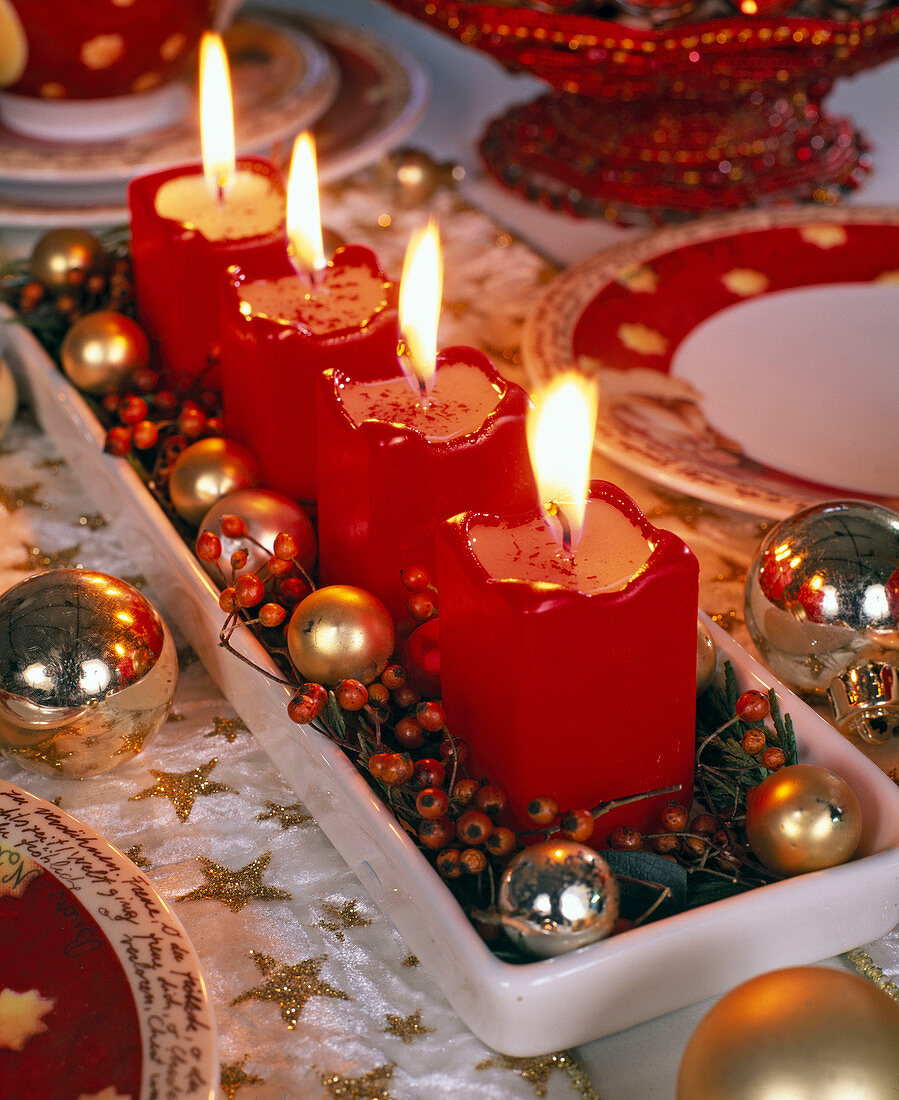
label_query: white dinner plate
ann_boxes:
[522,205,899,518]
[0,779,218,1099]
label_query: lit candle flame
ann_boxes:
[199,32,235,202]
[286,132,326,279]
[398,219,443,398]
[527,372,599,553]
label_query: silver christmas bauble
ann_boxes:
[199,488,317,581]
[745,501,899,744]
[0,570,177,777]
[497,839,619,957]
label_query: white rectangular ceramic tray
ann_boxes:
[3,310,899,1055]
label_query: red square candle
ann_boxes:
[316,347,538,621]
[218,243,398,504]
[436,480,699,845]
[128,154,286,390]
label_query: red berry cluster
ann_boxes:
[606,804,746,873]
[197,522,312,631]
[104,385,223,466]
[400,565,438,626]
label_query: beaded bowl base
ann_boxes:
[386,0,899,223]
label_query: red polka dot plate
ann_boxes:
[0,780,217,1100]
[523,205,899,518]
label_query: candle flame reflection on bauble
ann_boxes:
[199,32,235,202]
[398,218,443,399]
[286,131,326,281]
[527,372,598,553]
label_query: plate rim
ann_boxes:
[0,9,429,228]
[0,11,339,186]
[0,777,219,1100]
[521,203,899,518]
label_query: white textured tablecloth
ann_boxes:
[1,175,896,1100]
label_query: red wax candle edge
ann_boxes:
[324,345,529,451]
[316,347,538,621]
[226,242,398,341]
[127,155,286,237]
[437,481,699,843]
[219,243,398,502]
[128,155,286,389]
[444,481,697,609]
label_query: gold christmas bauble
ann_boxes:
[376,148,465,207]
[677,965,899,1099]
[287,585,395,686]
[0,352,17,444]
[696,617,718,695]
[168,437,261,527]
[0,570,177,778]
[30,227,106,289]
[745,763,862,876]
[60,310,149,395]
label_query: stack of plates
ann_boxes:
[0,9,428,228]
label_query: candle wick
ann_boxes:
[289,256,328,297]
[548,501,574,561]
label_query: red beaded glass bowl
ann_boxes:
[385,0,899,222]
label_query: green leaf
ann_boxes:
[323,690,347,739]
[684,870,758,909]
[602,850,688,909]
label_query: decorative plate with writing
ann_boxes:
[0,780,217,1100]
[523,205,899,518]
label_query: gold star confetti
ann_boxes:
[477,1050,603,1099]
[316,899,372,941]
[384,1009,434,1044]
[50,796,62,808]
[178,851,291,913]
[5,739,73,771]
[888,768,899,786]
[0,483,44,512]
[713,556,748,585]
[112,722,152,757]
[36,456,66,473]
[129,758,234,822]
[256,800,313,829]
[232,951,350,1028]
[710,609,739,633]
[125,845,151,869]
[220,1056,264,1099]
[167,710,187,722]
[205,716,249,743]
[401,953,419,968]
[13,542,82,571]
[75,513,107,530]
[321,1065,395,1100]
[176,645,200,670]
